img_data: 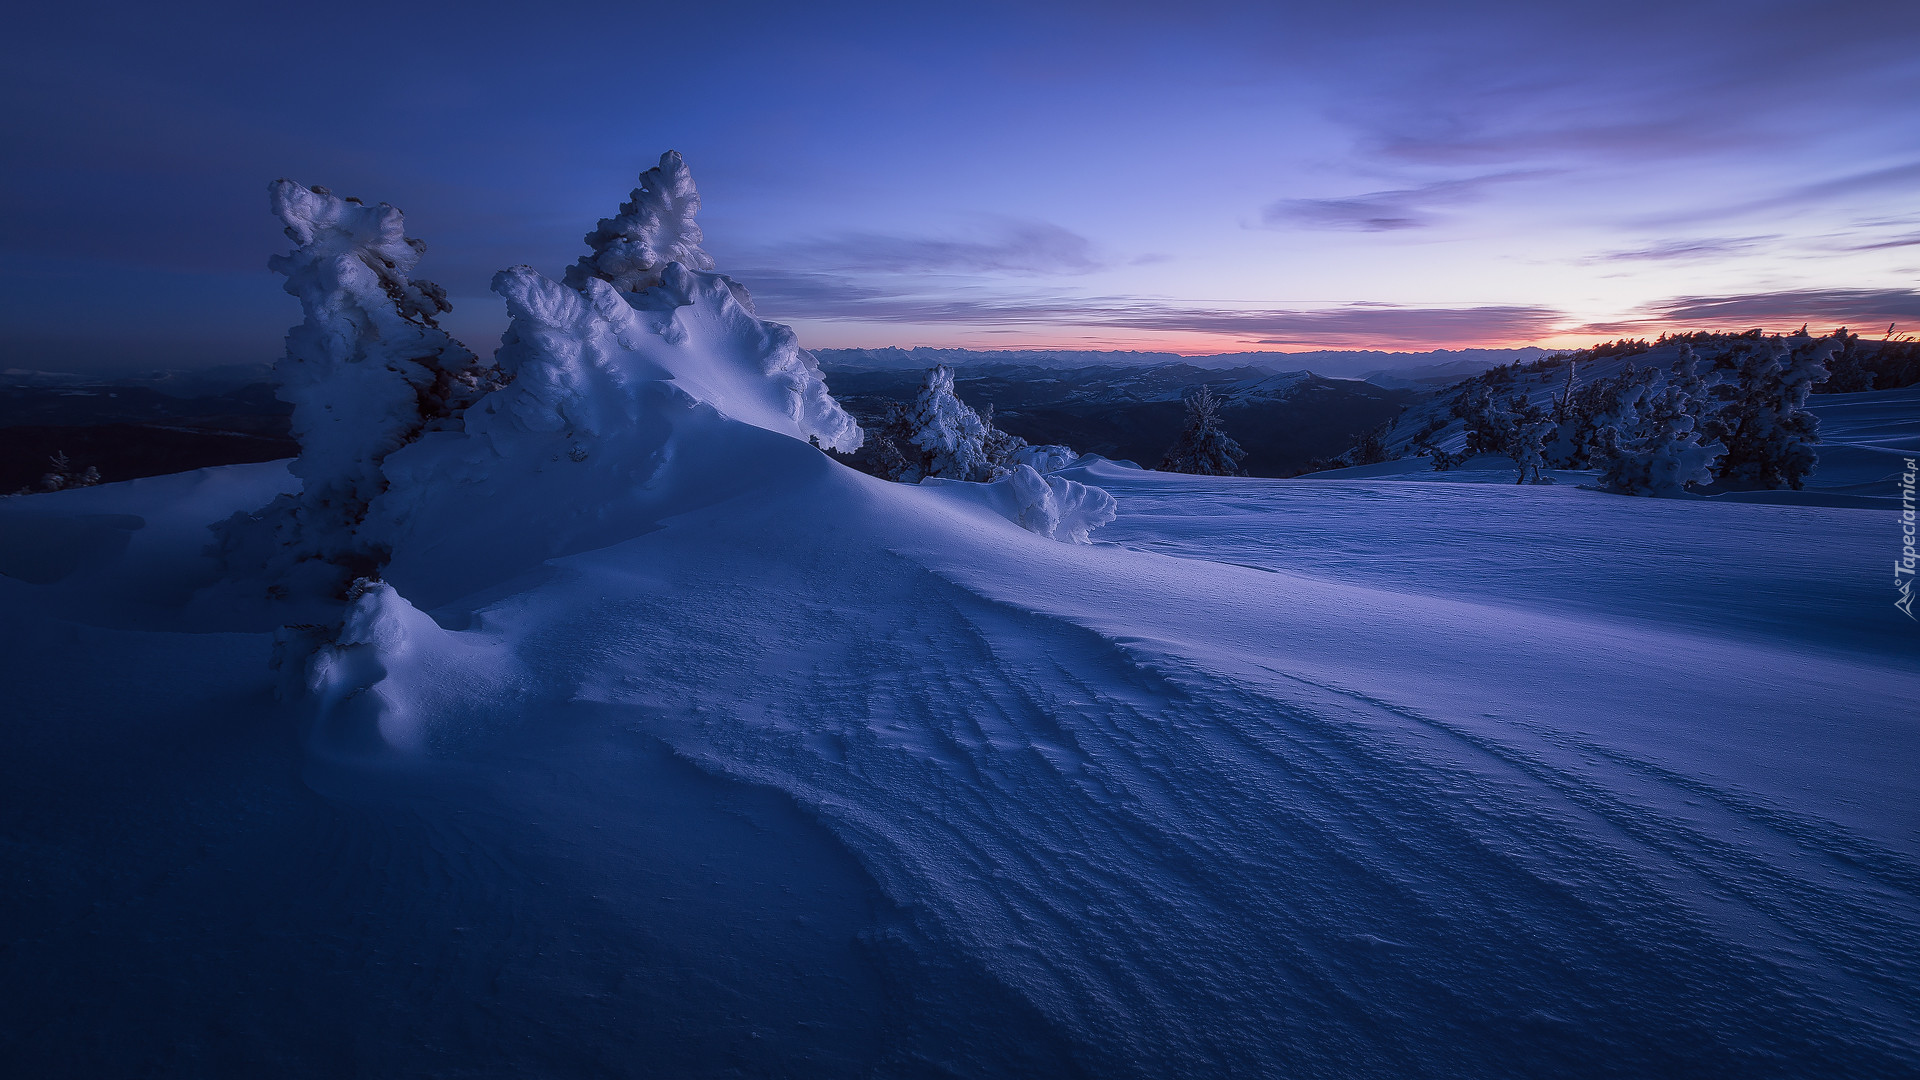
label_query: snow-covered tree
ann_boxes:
[1702,333,1832,490]
[216,180,495,599]
[1503,393,1551,484]
[1449,382,1550,481]
[893,364,994,480]
[1452,384,1505,457]
[9,451,101,496]
[564,150,716,295]
[1595,354,1723,496]
[1158,385,1247,476]
[875,365,1077,482]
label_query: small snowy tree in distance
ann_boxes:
[1159,384,1247,476]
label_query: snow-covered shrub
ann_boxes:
[1597,382,1725,496]
[1349,421,1396,467]
[1582,348,1730,496]
[215,180,496,600]
[1158,385,1247,476]
[1703,333,1832,490]
[1451,385,1508,458]
[1821,328,1876,393]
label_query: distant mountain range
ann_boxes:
[812,346,1547,381]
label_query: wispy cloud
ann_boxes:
[762,221,1105,276]
[1261,172,1547,231]
[743,267,1562,347]
[1838,232,1920,253]
[1578,288,1920,335]
[1592,236,1775,262]
[1639,160,1920,227]
[1653,288,1920,325]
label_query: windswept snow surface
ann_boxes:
[5,437,1917,1076]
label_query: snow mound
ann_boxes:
[297,579,517,757]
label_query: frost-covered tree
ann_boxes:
[874,365,1076,482]
[895,365,993,480]
[1581,348,1732,496]
[1449,382,1549,481]
[1821,328,1876,393]
[564,150,716,295]
[1598,377,1725,496]
[1504,393,1551,484]
[1452,384,1505,457]
[216,180,495,598]
[1158,385,1247,476]
[1703,333,1832,490]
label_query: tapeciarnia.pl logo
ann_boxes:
[1900,457,1917,621]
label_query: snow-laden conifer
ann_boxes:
[1705,333,1832,490]
[1591,352,1716,496]
[877,366,1078,482]
[1157,385,1247,476]
[1503,393,1551,483]
[564,150,716,294]
[217,180,494,599]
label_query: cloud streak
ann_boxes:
[1576,288,1920,336]
[1591,236,1775,262]
[762,221,1105,276]
[752,268,1920,350]
[1261,172,1546,232]
[744,269,1563,347]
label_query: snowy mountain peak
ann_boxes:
[564,150,716,294]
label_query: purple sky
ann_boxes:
[4,0,1918,370]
